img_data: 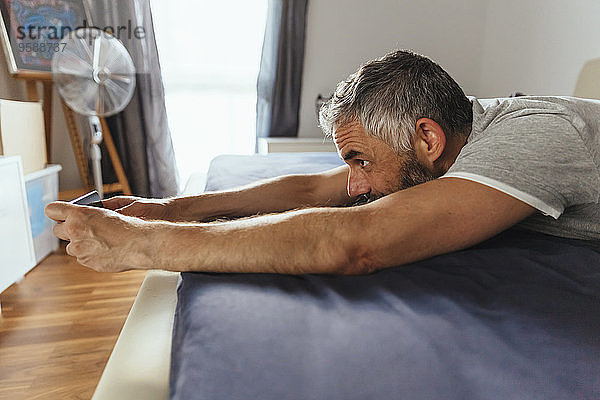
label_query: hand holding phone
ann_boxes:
[69,191,104,208]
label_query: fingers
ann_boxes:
[45,201,77,222]
[53,222,70,241]
[65,240,97,269]
[66,240,125,273]
[65,240,78,256]
[102,196,139,210]
[116,203,142,217]
[45,202,101,223]
[48,202,105,241]
[52,210,90,241]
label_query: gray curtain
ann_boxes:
[256,0,308,140]
[86,0,179,197]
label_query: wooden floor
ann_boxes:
[0,243,146,400]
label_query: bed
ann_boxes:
[167,152,600,400]
[92,152,600,400]
[91,56,600,398]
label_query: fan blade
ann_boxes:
[54,67,91,79]
[99,86,116,113]
[109,74,134,84]
[93,36,101,71]
[96,84,105,116]
[77,37,94,64]
[105,79,130,98]
[53,28,136,117]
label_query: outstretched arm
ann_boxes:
[103,165,351,222]
[46,178,535,275]
[174,165,351,220]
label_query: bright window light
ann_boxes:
[151,0,268,191]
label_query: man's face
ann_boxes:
[334,121,439,203]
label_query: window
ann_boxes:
[151,0,267,190]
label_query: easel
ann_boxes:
[23,77,132,198]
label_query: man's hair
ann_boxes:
[319,50,473,153]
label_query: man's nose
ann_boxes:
[347,169,371,198]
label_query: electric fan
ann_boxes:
[52,28,136,198]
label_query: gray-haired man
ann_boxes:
[46,50,600,274]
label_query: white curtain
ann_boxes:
[150,0,267,190]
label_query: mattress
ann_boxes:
[170,152,600,400]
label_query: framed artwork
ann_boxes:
[0,0,91,80]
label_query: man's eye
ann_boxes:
[358,160,370,168]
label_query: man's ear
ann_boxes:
[413,118,446,168]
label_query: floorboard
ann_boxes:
[0,243,146,400]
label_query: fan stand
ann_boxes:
[24,79,132,199]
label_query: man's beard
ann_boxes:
[398,149,439,191]
[351,150,440,206]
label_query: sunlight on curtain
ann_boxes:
[150,1,267,191]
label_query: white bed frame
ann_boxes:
[92,270,179,400]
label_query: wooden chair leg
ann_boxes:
[100,117,132,195]
[42,82,54,163]
[25,81,39,101]
[60,99,132,197]
[60,100,91,189]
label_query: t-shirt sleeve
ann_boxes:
[441,113,600,219]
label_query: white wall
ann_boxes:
[299,0,600,138]
[0,56,80,191]
[478,0,600,97]
[298,0,488,138]
[49,92,82,191]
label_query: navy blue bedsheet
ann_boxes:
[170,153,600,400]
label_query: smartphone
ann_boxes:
[70,191,104,208]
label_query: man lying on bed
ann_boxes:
[45,50,600,275]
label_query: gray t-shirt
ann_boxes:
[442,96,600,241]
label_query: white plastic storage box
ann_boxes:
[0,156,36,295]
[24,164,62,264]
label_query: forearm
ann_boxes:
[171,169,349,221]
[141,207,367,275]
[171,178,310,221]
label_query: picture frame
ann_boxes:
[0,0,92,80]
